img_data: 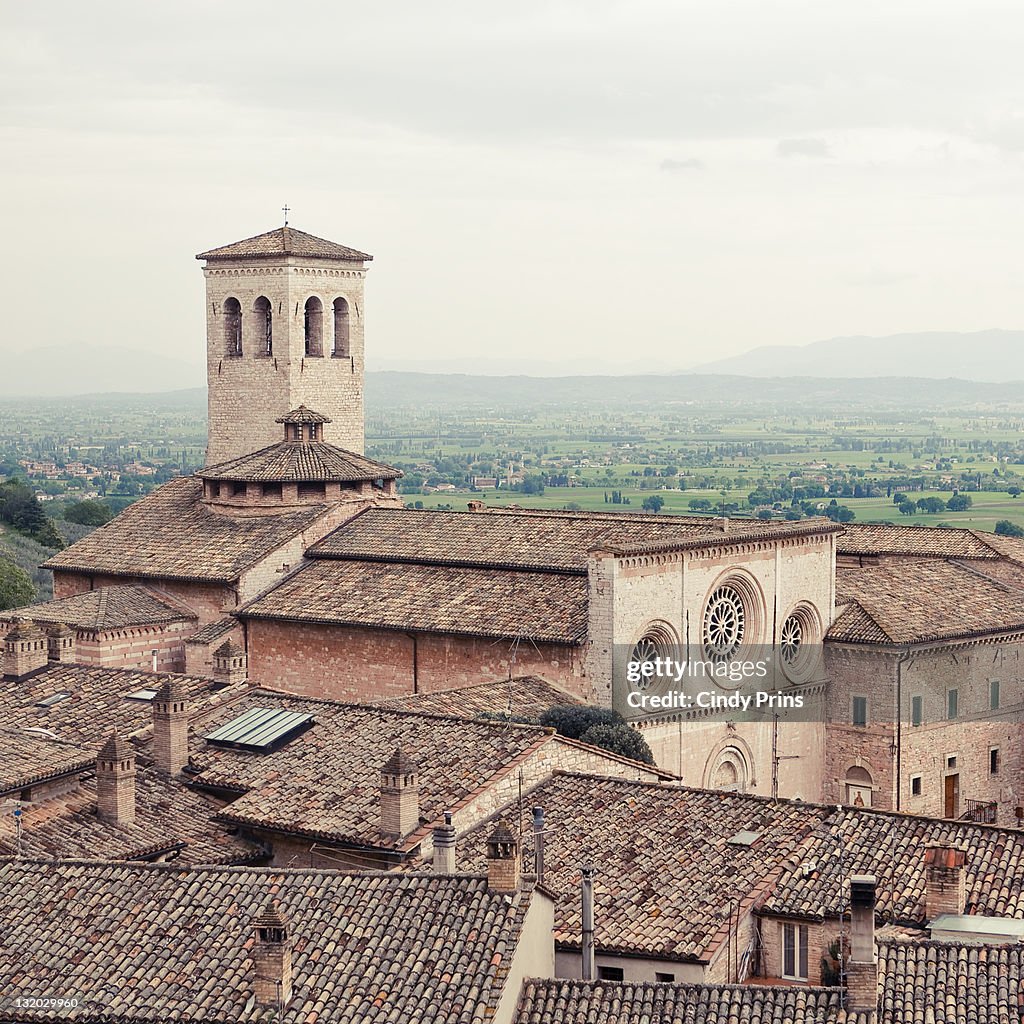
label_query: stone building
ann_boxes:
[33,222,1024,813]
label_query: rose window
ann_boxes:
[780,614,803,665]
[703,586,745,662]
[629,631,674,689]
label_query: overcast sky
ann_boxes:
[3,0,1023,375]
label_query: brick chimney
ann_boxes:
[433,810,456,874]
[924,846,967,920]
[46,622,76,664]
[3,619,49,681]
[846,875,877,1015]
[213,640,248,685]
[253,900,293,1008]
[486,820,521,892]
[380,747,420,841]
[152,677,189,775]
[96,729,136,825]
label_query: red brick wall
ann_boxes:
[246,619,587,701]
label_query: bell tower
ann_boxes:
[196,223,371,466]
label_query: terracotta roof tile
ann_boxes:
[277,405,332,424]
[200,440,402,483]
[0,765,263,864]
[460,773,828,961]
[377,676,584,719]
[0,584,196,633]
[0,860,533,1023]
[516,978,862,1024]
[44,477,331,583]
[310,507,817,573]
[239,559,588,643]
[837,523,1001,559]
[0,730,95,794]
[830,558,1024,644]
[189,690,556,851]
[186,616,239,645]
[196,225,372,262]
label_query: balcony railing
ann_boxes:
[961,798,997,824]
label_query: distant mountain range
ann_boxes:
[685,330,1024,382]
[0,346,204,397]
[2,330,1023,396]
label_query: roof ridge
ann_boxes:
[835,596,900,644]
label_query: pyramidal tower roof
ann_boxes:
[196,226,372,263]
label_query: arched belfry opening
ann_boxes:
[304,297,323,357]
[332,297,350,358]
[254,296,273,356]
[224,297,242,357]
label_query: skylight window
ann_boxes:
[125,688,159,702]
[204,707,314,752]
[34,692,71,708]
[726,829,762,847]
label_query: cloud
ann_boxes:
[776,137,831,158]
[660,158,705,172]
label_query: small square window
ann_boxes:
[990,748,1000,775]
[911,775,922,796]
[947,755,957,769]
[852,696,868,728]
[947,689,958,720]
[911,695,923,727]
[655,972,675,983]
[597,966,624,982]
[990,680,1001,711]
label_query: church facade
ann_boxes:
[19,223,1024,819]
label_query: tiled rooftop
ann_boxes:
[308,506,807,573]
[43,477,331,583]
[837,522,1011,560]
[238,558,588,643]
[515,978,862,1024]
[0,765,263,864]
[831,557,1024,644]
[377,676,584,719]
[0,584,196,633]
[460,773,829,961]
[0,860,533,1024]
[764,804,1024,925]
[0,662,243,747]
[196,225,372,262]
[188,690,557,851]
[186,616,239,645]
[200,441,402,484]
[0,729,95,794]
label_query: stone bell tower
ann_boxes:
[197,222,371,466]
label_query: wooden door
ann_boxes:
[944,774,960,818]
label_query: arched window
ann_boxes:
[332,297,350,358]
[224,297,242,357]
[709,746,749,793]
[304,297,323,357]
[254,297,273,356]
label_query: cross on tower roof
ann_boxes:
[282,203,290,225]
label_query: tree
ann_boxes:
[641,494,665,513]
[946,494,973,511]
[916,496,946,514]
[898,501,916,515]
[578,723,655,765]
[1009,486,1021,499]
[539,705,624,740]
[756,509,774,520]
[688,498,713,511]
[995,520,1024,538]
[64,499,114,526]
[0,557,33,611]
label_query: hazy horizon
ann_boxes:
[5,1,1024,375]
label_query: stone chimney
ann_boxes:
[253,900,293,1008]
[152,677,189,775]
[46,622,76,664]
[846,874,878,1016]
[433,810,456,874]
[486,820,521,893]
[96,729,136,825]
[924,846,967,920]
[380,747,420,841]
[212,640,247,685]
[3,619,49,681]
